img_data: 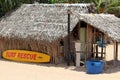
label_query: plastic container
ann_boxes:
[86,60,104,74]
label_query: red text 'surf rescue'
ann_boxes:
[2,50,50,63]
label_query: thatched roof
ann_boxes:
[0,3,92,42]
[78,14,120,42]
[1,4,119,42]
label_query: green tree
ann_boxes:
[107,0,120,17]
[0,0,35,17]
[0,0,120,17]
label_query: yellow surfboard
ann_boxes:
[2,50,50,63]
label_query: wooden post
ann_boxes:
[92,28,96,59]
[86,24,88,60]
[113,41,118,66]
[96,45,98,59]
[67,10,71,66]
[113,41,116,66]
[101,33,104,59]
[103,46,107,70]
[115,42,118,61]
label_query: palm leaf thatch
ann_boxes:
[79,13,120,42]
[0,3,92,42]
[0,3,120,63]
[0,3,92,63]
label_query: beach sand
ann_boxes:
[0,44,120,80]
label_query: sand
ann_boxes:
[0,44,120,80]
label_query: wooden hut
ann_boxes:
[0,3,93,63]
[0,3,120,65]
[77,14,120,66]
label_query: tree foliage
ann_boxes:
[107,0,120,17]
[0,0,120,17]
[0,0,35,17]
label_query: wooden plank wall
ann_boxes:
[86,25,93,59]
[0,37,60,64]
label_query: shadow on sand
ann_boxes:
[1,59,120,74]
[103,60,120,74]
